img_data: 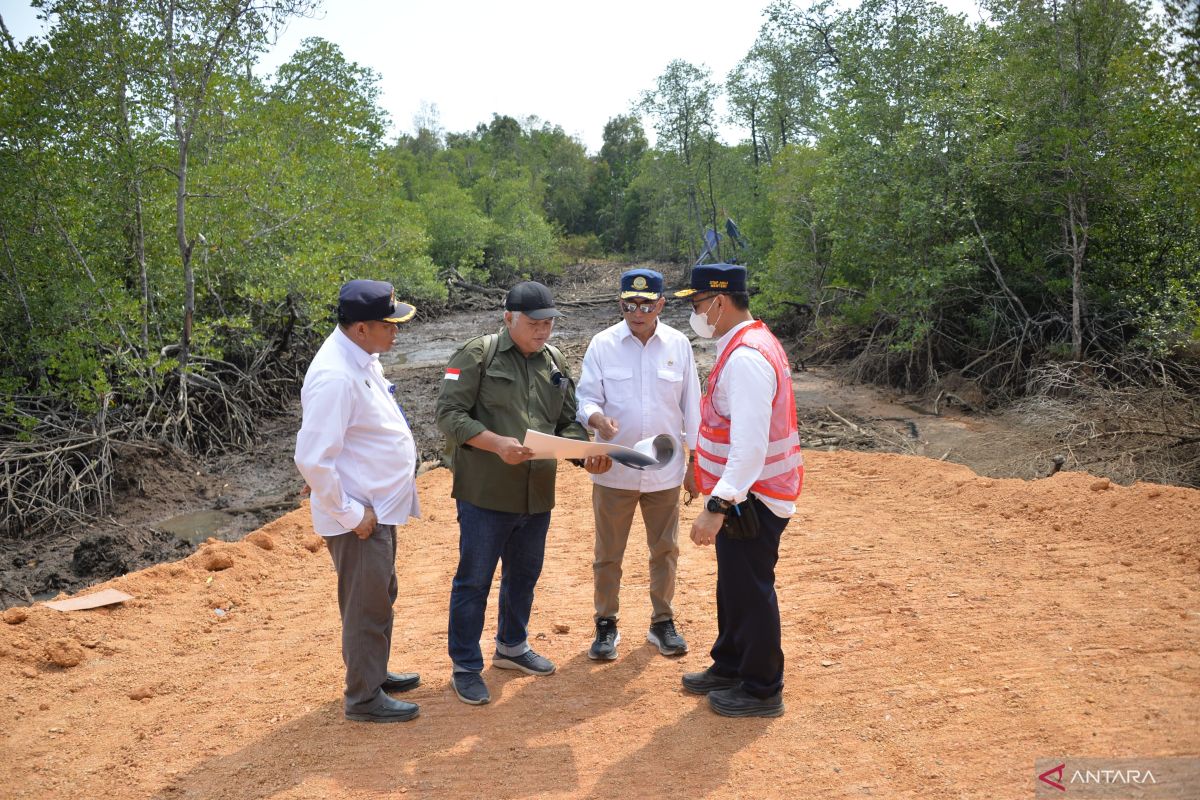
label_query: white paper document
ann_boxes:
[523,429,677,471]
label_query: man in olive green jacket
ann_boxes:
[436,281,611,705]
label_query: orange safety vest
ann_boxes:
[694,320,804,501]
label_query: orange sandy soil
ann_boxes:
[2,451,1198,799]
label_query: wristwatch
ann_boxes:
[706,496,733,514]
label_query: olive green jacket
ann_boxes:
[436,328,588,514]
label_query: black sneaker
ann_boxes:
[682,667,739,695]
[452,672,490,705]
[707,686,785,718]
[647,619,688,656]
[588,617,620,661]
[491,649,556,676]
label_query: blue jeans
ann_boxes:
[448,500,551,673]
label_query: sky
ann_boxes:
[0,0,987,154]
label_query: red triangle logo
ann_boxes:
[1039,763,1066,791]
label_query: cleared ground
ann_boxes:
[2,451,1198,799]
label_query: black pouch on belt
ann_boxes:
[720,498,760,540]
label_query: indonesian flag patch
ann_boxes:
[444,368,461,381]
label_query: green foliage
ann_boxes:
[588,115,650,252]
[731,0,1198,388]
[2,0,1196,446]
[418,183,491,276]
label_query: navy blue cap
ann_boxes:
[337,279,416,323]
[619,268,664,300]
[504,281,564,320]
[673,264,748,297]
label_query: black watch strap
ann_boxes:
[706,496,733,514]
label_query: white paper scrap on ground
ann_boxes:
[42,588,134,611]
[523,430,677,471]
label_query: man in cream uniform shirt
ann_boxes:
[576,268,701,661]
[295,279,423,723]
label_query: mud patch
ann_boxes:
[71,534,130,581]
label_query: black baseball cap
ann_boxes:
[504,281,564,320]
[337,279,417,323]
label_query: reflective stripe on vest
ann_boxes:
[694,320,804,501]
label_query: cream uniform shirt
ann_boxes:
[295,326,420,536]
[576,318,700,492]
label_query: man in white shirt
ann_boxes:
[294,279,423,723]
[576,268,701,661]
[673,263,804,718]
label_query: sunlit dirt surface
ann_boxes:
[2,453,1197,799]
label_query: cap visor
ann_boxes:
[524,307,564,320]
[620,290,661,300]
[382,303,417,323]
[673,288,699,297]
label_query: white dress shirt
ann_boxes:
[576,318,701,492]
[295,327,420,536]
[708,320,795,519]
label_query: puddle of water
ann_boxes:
[155,510,235,544]
[383,340,462,369]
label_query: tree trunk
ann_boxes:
[1066,192,1088,360]
[750,110,760,169]
[160,0,194,425]
[109,0,149,352]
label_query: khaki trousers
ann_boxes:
[591,483,681,624]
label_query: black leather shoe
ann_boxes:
[345,695,420,723]
[381,671,420,693]
[707,686,784,718]
[682,667,740,695]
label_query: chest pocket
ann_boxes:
[655,367,684,404]
[479,362,518,414]
[604,367,635,401]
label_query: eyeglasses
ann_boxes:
[688,295,718,312]
[620,301,658,314]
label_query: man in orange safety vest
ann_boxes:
[674,263,804,718]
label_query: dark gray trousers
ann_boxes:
[326,523,397,712]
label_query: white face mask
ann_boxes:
[689,298,722,339]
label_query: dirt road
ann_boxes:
[2,452,1197,799]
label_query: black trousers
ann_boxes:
[710,496,790,698]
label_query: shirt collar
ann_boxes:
[619,318,660,343]
[333,325,378,370]
[716,319,756,356]
[497,326,518,353]
[497,325,553,358]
